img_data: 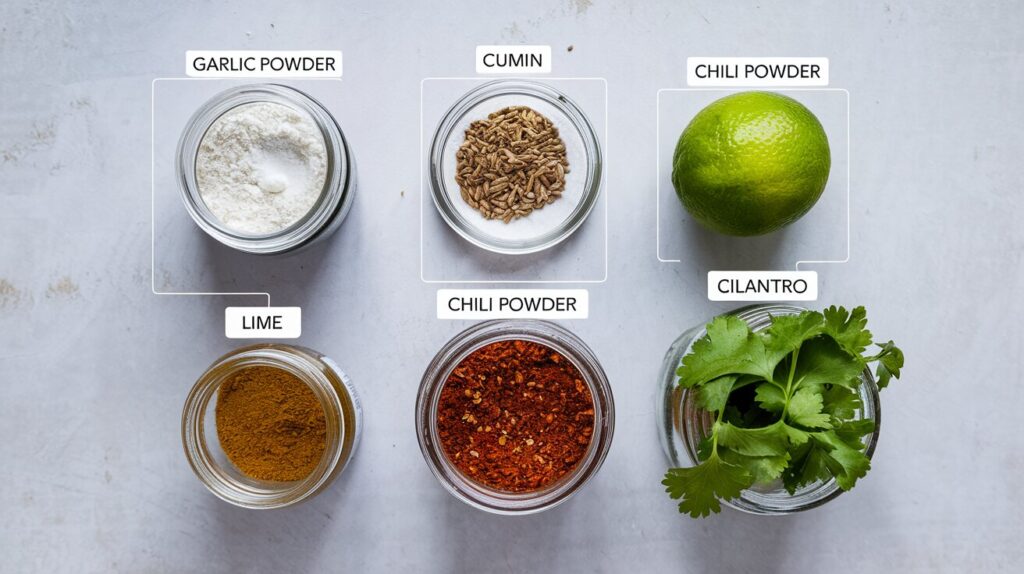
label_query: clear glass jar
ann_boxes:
[416,320,615,514]
[428,80,602,254]
[181,343,361,509]
[657,304,881,515]
[176,84,355,255]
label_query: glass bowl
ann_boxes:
[181,344,361,509]
[176,84,355,255]
[428,80,602,255]
[657,304,881,515]
[416,320,614,514]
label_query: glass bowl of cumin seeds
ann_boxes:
[416,320,615,514]
[428,80,603,254]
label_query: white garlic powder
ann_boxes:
[196,102,327,235]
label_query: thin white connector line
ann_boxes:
[655,88,851,270]
[655,89,679,262]
[149,77,303,308]
[795,89,851,270]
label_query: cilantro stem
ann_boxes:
[710,406,726,455]
[782,348,800,417]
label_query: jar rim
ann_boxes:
[175,83,353,255]
[181,343,350,509]
[668,304,882,515]
[416,320,615,514]
[427,79,603,255]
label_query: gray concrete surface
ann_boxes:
[1,1,1021,572]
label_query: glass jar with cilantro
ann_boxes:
[657,304,904,517]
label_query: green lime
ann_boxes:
[671,91,831,236]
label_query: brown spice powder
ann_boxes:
[215,366,327,482]
[437,340,595,492]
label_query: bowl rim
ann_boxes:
[427,79,603,255]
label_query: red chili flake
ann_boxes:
[437,339,595,492]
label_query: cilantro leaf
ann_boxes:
[821,385,862,420]
[823,306,873,357]
[786,387,833,429]
[763,310,825,364]
[696,375,737,412]
[731,374,767,394]
[696,435,714,461]
[793,336,865,390]
[872,340,905,389]
[783,397,874,493]
[677,316,775,388]
[754,382,786,414]
[720,448,790,484]
[782,441,831,494]
[834,418,875,448]
[663,453,753,518]
[782,430,872,493]
[778,420,811,446]
[813,431,872,490]
[715,419,810,456]
[721,405,745,427]
[715,421,791,457]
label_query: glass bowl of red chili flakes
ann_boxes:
[416,319,615,514]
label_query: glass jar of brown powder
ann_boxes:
[416,320,615,514]
[182,343,361,509]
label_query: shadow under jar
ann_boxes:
[177,83,355,255]
[416,320,614,514]
[428,80,602,255]
[182,344,361,509]
[656,304,881,515]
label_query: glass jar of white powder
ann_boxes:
[177,84,355,255]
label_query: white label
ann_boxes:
[476,45,552,74]
[708,271,818,302]
[687,57,828,86]
[225,307,302,338]
[186,50,342,78]
[437,289,587,319]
